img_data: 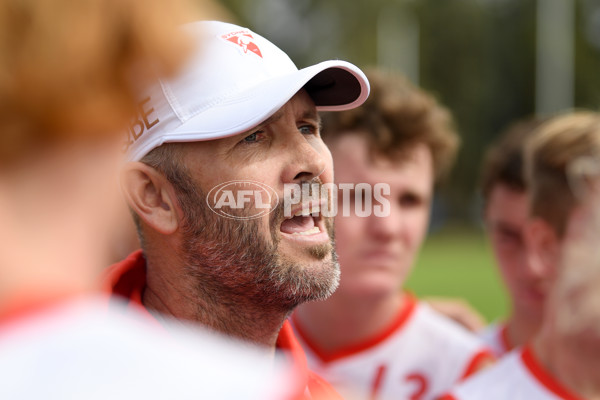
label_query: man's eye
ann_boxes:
[243,131,262,143]
[498,232,522,246]
[299,125,316,135]
[399,193,422,208]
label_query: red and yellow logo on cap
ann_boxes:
[221,30,263,58]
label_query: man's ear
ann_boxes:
[525,217,560,275]
[120,162,179,235]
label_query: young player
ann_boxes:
[444,111,600,400]
[291,69,493,400]
[478,118,550,357]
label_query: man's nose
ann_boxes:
[367,204,403,241]
[281,130,327,184]
[524,250,549,278]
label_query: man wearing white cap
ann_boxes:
[104,20,369,398]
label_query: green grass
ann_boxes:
[405,225,509,323]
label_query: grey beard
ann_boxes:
[179,185,340,314]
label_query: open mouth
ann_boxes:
[280,203,326,238]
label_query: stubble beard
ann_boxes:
[178,184,340,313]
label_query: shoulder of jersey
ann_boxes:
[448,350,523,399]
[0,296,296,400]
[416,303,490,351]
[477,322,507,358]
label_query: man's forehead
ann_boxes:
[243,90,320,132]
[256,108,285,129]
[490,219,523,232]
[332,135,429,168]
[186,94,320,152]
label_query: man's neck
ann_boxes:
[294,290,405,354]
[506,306,543,349]
[534,330,600,400]
[142,254,288,352]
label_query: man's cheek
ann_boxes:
[405,211,429,244]
[320,164,334,186]
[317,142,334,182]
[334,217,362,244]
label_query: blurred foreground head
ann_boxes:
[526,111,600,238]
[523,111,600,326]
[533,153,600,393]
[0,0,197,301]
[0,0,194,165]
[552,161,600,338]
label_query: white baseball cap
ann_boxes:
[125,20,370,162]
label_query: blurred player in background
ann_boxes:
[478,118,550,357]
[445,111,600,399]
[291,69,493,400]
[104,20,370,400]
[0,2,297,399]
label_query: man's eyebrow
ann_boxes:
[493,221,521,235]
[238,107,320,137]
[234,109,285,139]
[257,109,285,129]
[300,109,320,123]
[300,109,322,131]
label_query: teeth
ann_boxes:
[293,205,320,217]
[292,226,321,236]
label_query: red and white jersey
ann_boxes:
[443,346,583,400]
[292,295,494,400]
[104,250,341,400]
[478,322,513,358]
[0,294,296,400]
